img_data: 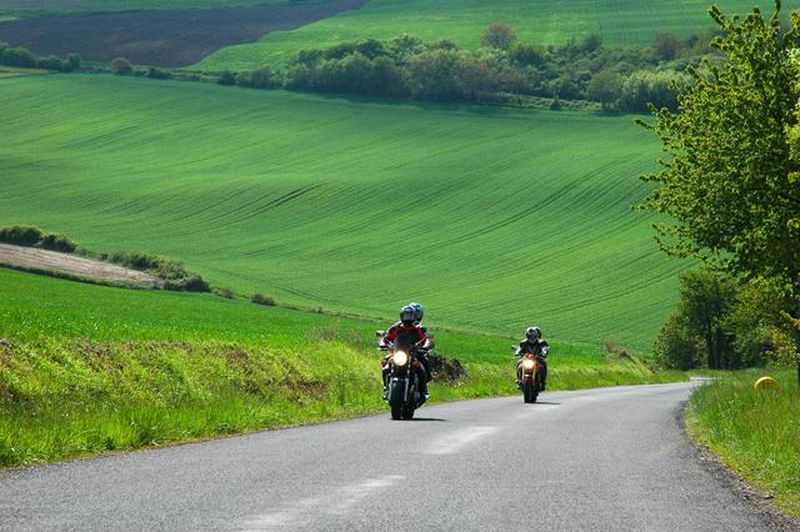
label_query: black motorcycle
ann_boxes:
[377,331,428,420]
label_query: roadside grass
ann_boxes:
[0,74,688,350]
[0,268,684,467]
[194,0,775,71]
[687,370,800,516]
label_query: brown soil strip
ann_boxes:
[0,0,368,67]
[0,243,161,288]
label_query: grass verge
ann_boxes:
[687,370,800,516]
[0,268,684,468]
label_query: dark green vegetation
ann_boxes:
[0,41,80,72]
[0,225,76,252]
[0,74,687,350]
[641,3,800,376]
[654,271,797,370]
[229,31,695,111]
[0,268,682,466]
[688,370,800,516]
[196,0,777,71]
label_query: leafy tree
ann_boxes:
[580,33,604,54]
[639,1,800,378]
[217,70,236,85]
[65,53,81,72]
[35,55,64,71]
[509,43,547,67]
[481,23,517,50]
[2,46,36,68]
[652,31,682,61]
[586,69,621,109]
[109,57,133,75]
[653,312,701,370]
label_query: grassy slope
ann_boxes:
[194,0,778,70]
[0,267,682,466]
[688,371,800,516]
[0,74,686,350]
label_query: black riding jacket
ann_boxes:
[515,339,549,358]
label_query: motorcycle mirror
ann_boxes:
[375,330,385,337]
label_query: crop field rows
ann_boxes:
[0,74,691,349]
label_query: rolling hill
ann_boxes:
[0,74,686,349]
[194,0,780,71]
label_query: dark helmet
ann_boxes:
[400,305,416,325]
[409,302,424,323]
[525,326,541,341]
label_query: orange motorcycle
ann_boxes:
[515,350,543,404]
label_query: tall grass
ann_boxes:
[688,370,800,516]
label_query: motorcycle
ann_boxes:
[514,345,548,403]
[377,331,428,420]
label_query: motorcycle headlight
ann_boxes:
[392,351,409,366]
[521,358,535,370]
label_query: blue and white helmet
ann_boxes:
[409,302,424,323]
[400,305,416,324]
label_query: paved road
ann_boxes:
[0,383,772,531]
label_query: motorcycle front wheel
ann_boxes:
[389,381,404,420]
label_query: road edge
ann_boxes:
[679,403,800,530]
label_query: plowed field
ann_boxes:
[0,0,365,66]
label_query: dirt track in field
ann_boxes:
[0,0,367,67]
[0,243,160,287]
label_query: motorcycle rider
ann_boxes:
[515,326,549,391]
[380,305,433,401]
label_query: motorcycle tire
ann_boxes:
[523,380,534,403]
[402,407,415,420]
[389,382,404,420]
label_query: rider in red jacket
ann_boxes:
[380,305,433,399]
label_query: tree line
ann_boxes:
[208,27,716,111]
[642,1,800,379]
[0,42,81,72]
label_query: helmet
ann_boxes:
[400,305,416,325]
[409,302,424,323]
[525,326,541,341]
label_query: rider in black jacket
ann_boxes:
[515,326,549,391]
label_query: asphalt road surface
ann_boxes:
[0,382,774,531]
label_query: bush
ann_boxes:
[145,66,171,79]
[35,56,64,71]
[2,46,36,68]
[38,233,77,253]
[213,287,235,299]
[0,225,77,252]
[0,225,43,247]
[64,53,81,72]
[481,23,517,50]
[164,275,210,293]
[653,313,702,370]
[251,293,276,306]
[218,71,236,86]
[109,57,133,75]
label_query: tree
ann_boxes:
[639,1,800,379]
[586,69,621,109]
[481,23,517,50]
[652,32,682,61]
[217,70,236,85]
[109,57,133,75]
[2,46,36,68]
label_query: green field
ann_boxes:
[0,267,682,466]
[194,0,779,71]
[0,74,686,350]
